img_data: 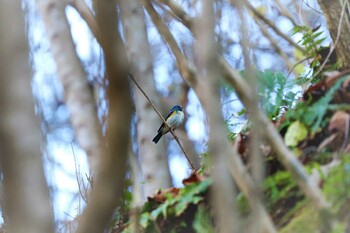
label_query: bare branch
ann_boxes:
[274,0,298,26]
[242,0,306,53]
[255,19,294,71]
[72,144,88,204]
[142,1,198,87]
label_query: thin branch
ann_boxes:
[241,0,306,53]
[153,0,194,29]
[143,1,197,87]
[301,0,323,15]
[128,74,195,170]
[71,144,88,204]
[255,18,294,71]
[286,56,311,79]
[155,0,192,29]
[274,0,298,26]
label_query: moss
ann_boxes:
[279,205,320,233]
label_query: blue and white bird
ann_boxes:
[152,105,185,144]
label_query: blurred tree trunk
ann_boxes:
[76,0,132,232]
[37,0,104,175]
[0,2,54,233]
[120,0,172,198]
[195,1,239,232]
[318,0,350,69]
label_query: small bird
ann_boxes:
[152,105,185,144]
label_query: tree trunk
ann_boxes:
[37,0,104,175]
[318,0,350,69]
[76,0,133,232]
[120,0,172,198]
[0,2,54,233]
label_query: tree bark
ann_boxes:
[120,0,172,198]
[37,0,104,175]
[76,0,133,232]
[318,0,350,69]
[0,2,54,233]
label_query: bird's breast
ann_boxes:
[167,111,184,128]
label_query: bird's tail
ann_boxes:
[152,132,163,144]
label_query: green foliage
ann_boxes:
[198,152,211,175]
[284,121,308,147]
[192,205,214,233]
[258,70,297,119]
[236,192,250,215]
[124,179,213,233]
[290,25,334,85]
[263,170,301,211]
[279,205,321,233]
[283,76,350,133]
[279,155,350,232]
[240,70,297,119]
[323,155,350,212]
[290,25,325,66]
[111,180,134,225]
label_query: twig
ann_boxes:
[286,56,311,79]
[301,0,323,15]
[275,0,298,26]
[128,74,195,170]
[255,18,294,71]
[241,0,306,53]
[144,0,197,87]
[71,144,88,204]
[155,0,191,29]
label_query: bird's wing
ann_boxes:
[157,122,165,133]
[157,110,177,132]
